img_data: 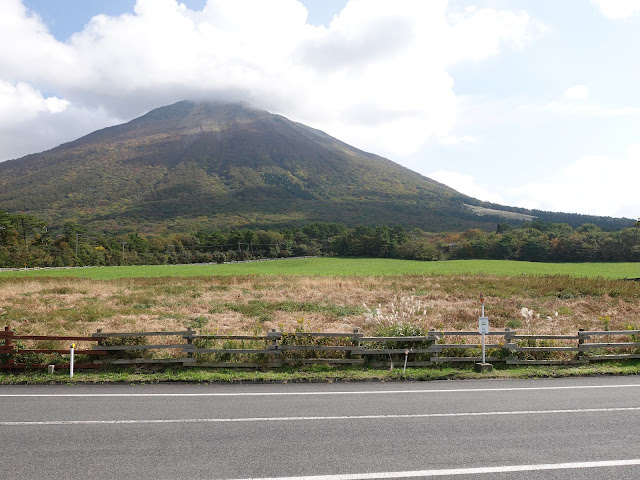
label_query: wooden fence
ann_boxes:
[2,325,640,370]
[0,326,106,370]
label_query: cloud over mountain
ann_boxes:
[0,0,542,161]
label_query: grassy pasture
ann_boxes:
[1,257,640,280]
[3,258,640,382]
[1,260,640,339]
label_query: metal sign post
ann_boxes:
[403,349,409,374]
[479,317,489,363]
[475,293,493,372]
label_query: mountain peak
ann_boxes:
[0,100,475,232]
[137,100,263,127]
[69,100,270,147]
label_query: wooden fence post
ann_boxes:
[186,327,193,359]
[2,326,12,347]
[267,329,281,368]
[428,328,438,362]
[352,328,362,362]
[3,326,15,367]
[95,328,104,368]
[504,328,515,363]
[578,328,585,361]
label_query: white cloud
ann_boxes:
[0,0,544,161]
[531,85,640,118]
[0,79,116,161]
[563,85,589,100]
[0,1,75,85]
[505,145,640,218]
[591,0,640,19]
[447,6,547,62]
[430,147,640,219]
[45,96,71,114]
[429,170,506,204]
[0,80,69,125]
[438,135,478,145]
[542,101,640,117]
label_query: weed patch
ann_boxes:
[223,300,364,323]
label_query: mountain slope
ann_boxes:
[0,101,631,232]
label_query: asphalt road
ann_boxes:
[1,376,640,479]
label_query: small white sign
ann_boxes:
[478,317,489,334]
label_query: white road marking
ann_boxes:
[2,406,639,426]
[225,459,640,480]
[1,383,640,397]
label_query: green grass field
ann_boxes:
[1,257,639,280]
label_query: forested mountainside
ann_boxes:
[0,101,632,233]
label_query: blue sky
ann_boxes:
[2,0,640,219]
[22,0,349,35]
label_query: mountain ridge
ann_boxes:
[0,100,632,233]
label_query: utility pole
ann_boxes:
[121,241,128,266]
[75,233,81,266]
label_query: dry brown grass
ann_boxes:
[1,275,640,337]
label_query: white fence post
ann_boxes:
[70,343,75,378]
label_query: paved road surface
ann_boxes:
[1,376,640,479]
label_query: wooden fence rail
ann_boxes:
[3,325,640,370]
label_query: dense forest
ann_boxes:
[2,210,640,268]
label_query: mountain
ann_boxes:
[0,101,632,232]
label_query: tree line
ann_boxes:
[331,221,640,262]
[1,210,640,268]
